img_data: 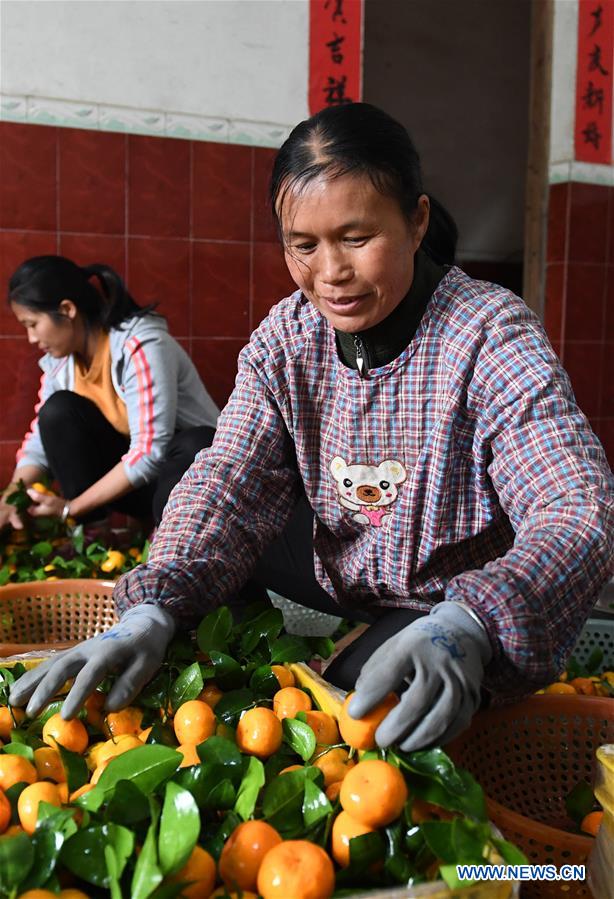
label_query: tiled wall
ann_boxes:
[0,121,296,486]
[544,181,614,465]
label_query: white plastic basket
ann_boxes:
[571,618,614,669]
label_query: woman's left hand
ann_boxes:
[26,487,66,519]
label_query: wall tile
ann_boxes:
[0,231,58,336]
[127,238,190,337]
[128,135,190,238]
[0,441,20,486]
[252,242,296,329]
[546,182,569,263]
[192,142,252,241]
[0,122,57,231]
[59,233,127,278]
[0,339,44,441]
[253,147,278,242]
[543,263,565,345]
[568,181,609,264]
[564,263,606,341]
[192,242,250,338]
[190,338,246,409]
[563,342,603,418]
[59,129,126,234]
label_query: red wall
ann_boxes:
[544,181,614,466]
[0,122,296,486]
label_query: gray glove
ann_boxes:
[9,604,176,720]
[348,602,492,751]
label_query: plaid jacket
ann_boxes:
[115,267,614,696]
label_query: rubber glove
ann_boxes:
[9,603,176,720]
[348,602,492,751]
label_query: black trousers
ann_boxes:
[252,493,426,690]
[38,391,215,524]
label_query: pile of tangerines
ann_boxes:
[0,606,522,899]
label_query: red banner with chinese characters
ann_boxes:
[575,0,614,163]
[309,0,363,114]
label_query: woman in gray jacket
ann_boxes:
[0,255,219,529]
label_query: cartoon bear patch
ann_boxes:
[330,456,407,526]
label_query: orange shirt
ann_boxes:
[73,331,130,435]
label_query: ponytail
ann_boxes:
[422,195,458,267]
[7,255,158,330]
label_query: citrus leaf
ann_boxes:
[302,777,332,828]
[106,780,151,825]
[131,813,163,899]
[215,688,256,727]
[158,782,200,876]
[234,756,265,821]
[58,743,88,792]
[60,823,135,888]
[262,769,307,836]
[565,779,595,824]
[269,634,312,664]
[282,718,316,762]
[169,663,204,711]
[95,745,180,799]
[196,607,233,654]
[0,831,34,894]
[241,608,284,654]
[249,665,281,699]
[208,651,246,691]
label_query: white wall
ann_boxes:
[0,0,309,143]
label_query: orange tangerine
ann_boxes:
[176,743,201,767]
[0,705,25,740]
[303,710,340,746]
[338,692,399,750]
[85,741,107,772]
[103,706,143,738]
[33,746,66,783]
[210,890,258,899]
[326,781,343,802]
[580,810,603,836]
[219,820,283,892]
[271,665,295,689]
[331,809,375,867]
[569,677,596,695]
[312,746,355,788]
[42,713,88,754]
[543,683,576,695]
[273,687,312,720]
[236,707,282,758]
[340,759,408,828]
[69,783,94,802]
[18,781,61,835]
[257,839,335,899]
[199,682,224,709]
[139,726,153,742]
[280,765,304,774]
[16,892,58,898]
[0,754,37,791]
[173,700,216,745]
[83,691,106,730]
[167,844,216,899]
[96,735,143,766]
[0,788,10,834]
[90,765,107,785]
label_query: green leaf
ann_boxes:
[0,831,34,894]
[131,815,163,899]
[143,721,178,747]
[262,769,307,836]
[586,646,604,673]
[209,651,246,691]
[169,662,204,711]
[202,810,242,861]
[196,735,243,772]
[196,606,233,654]
[215,688,256,727]
[31,541,53,558]
[397,762,487,822]
[565,779,595,824]
[3,741,34,761]
[282,718,316,762]
[307,636,335,660]
[105,843,123,899]
[249,664,282,699]
[173,762,236,810]
[106,780,151,825]
[234,756,265,820]
[241,608,284,654]
[35,700,65,728]
[60,823,135,888]
[18,821,64,891]
[400,748,465,795]
[72,524,85,554]
[349,830,386,869]
[302,776,332,828]
[58,743,88,792]
[421,819,488,865]
[95,744,181,799]
[158,782,200,876]
[491,837,529,866]
[269,634,313,664]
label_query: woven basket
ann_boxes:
[447,695,614,899]
[0,579,117,656]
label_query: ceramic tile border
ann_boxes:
[0,92,290,148]
[549,160,614,186]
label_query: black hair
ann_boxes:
[270,102,458,266]
[7,255,156,330]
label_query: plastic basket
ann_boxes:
[571,617,614,669]
[447,695,614,898]
[0,579,117,656]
